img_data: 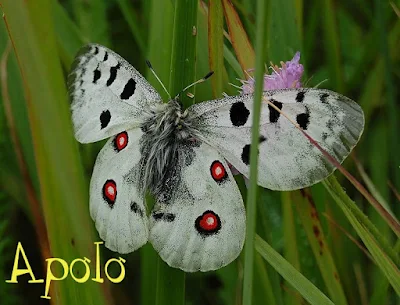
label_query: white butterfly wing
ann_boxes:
[189,89,364,190]
[149,141,245,272]
[68,44,162,143]
[90,128,148,253]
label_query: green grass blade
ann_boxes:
[52,2,85,68]
[321,0,344,91]
[146,0,174,99]
[374,0,400,191]
[323,176,400,295]
[116,0,146,54]
[1,0,113,303]
[196,1,214,101]
[222,0,255,73]
[155,0,199,303]
[267,0,302,62]
[294,189,348,305]
[242,1,268,304]
[168,0,198,106]
[71,0,110,45]
[208,0,224,97]
[141,1,174,304]
[255,235,335,305]
[253,253,278,305]
[223,44,244,79]
[281,192,302,305]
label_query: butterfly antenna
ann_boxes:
[176,71,214,99]
[313,78,329,88]
[146,60,171,100]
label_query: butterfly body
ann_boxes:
[138,99,200,198]
[68,44,364,272]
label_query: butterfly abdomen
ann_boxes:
[139,100,200,199]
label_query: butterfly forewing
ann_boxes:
[149,141,246,272]
[68,44,162,143]
[189,88,364,190]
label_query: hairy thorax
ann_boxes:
[139,100,198,197]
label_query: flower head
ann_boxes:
[240,51,304,94]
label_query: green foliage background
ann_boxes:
[0,0,399,304]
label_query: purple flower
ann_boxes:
[240,52,304,94]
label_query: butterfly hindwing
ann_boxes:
[189,88,364,190]
[90,128,148,253]
[149,141,246,272]
[68,44,162,143]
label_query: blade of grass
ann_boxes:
[255,235,335,305]
[196,0,214,101]
[323,176,400,295]
[146,0,174,99]
[141,1,174,304]
[208,0,224,97]
[116,0,146,54]
[322,212,374,262]
[294,189,348,305]
[168,0,198,105]
[155,0,199,303]
[0,20,38,194]
[297,126,400,238]
[375,0,400,191]
[321,0,344,91]
[253,252,278,305]
[242,1,268,304]
[281,192,302,305]
[1,0,113,303]
[223,44,244,79]
[267,0,302,62]
[52,2,86,69]
[257,191,285,305]
[0,42,48,256]
[222,0,255,75]
[71,0,110,45]
[353,155,394,217]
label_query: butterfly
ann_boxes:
[68,44,364,272]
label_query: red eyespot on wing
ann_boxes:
[103,180,117,206]
[195,211,221,236]
[210,160,227,183]
[113,131,128,151]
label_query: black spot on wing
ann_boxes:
[120,78,137,100]
[100,110,111,129]
[241,136,266,165]
[93,65,101,84]
[241,145,250,165]
[107,62,121,86]
[103,52,108,62]
[296,112,310,130]
[268,99,283,123]
[130,201,144,217]
[94,46,99,55]
[296,91,305,103]
[230,102,250,126]
[320,93,329,103]
[152,212,175,222]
